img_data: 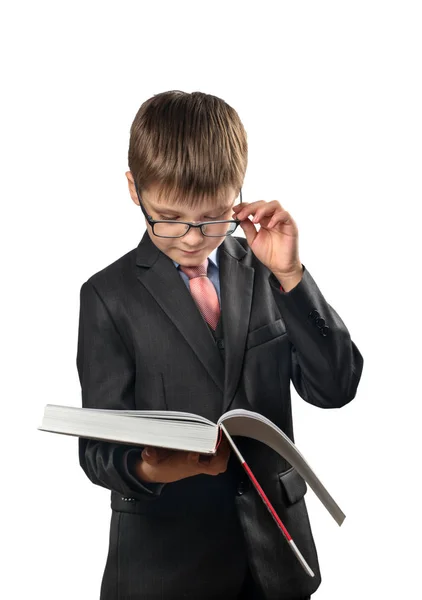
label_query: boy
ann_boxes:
[77,90,364,600]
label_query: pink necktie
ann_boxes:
[179,259,221,330]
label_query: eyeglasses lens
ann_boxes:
[153,221,237,238]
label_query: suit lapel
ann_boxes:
[219,237,255,413]
[135,232,225,395]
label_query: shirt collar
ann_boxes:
[172,245,220,270]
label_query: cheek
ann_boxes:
[160,239,174,251]
[212,238,226,252]
[146,230,172,253]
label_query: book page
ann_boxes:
[219,409,345,526]
[46,405,216,425]
[118,409,216,425]
[39,405,218,453]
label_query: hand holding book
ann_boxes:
[136,438,231,484]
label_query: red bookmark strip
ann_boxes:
[215,427,224,451]
[242,461,292,542]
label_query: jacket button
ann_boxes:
[320,326,330,337]
[217,339,225,349]
[315,317,325,327]
[237,480,249,495]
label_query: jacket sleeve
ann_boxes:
[268,264,364,409]
[76,279,165,499]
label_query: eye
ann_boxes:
[204,213,224,220]
[159,215,179,220]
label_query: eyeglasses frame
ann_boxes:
[134,181,242,239]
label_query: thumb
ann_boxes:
[188,452,200,466]
[142,447,158,464]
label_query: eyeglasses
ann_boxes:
[134,181,242,238]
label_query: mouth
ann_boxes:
[180,248,205,254]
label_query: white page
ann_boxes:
[39,405,218,453]
[220,409,345,526]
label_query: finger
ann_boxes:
[232,202,249,214]
[142,447,160,465]
[198,453,214,465]
[216,445,231,464]
[155,448,176,463]
[198,461,222,476]
[187,452,200,466]
[143,446,174,463]
[220,439,231,455]
[239,217,258,246]
[201,447,231,475]
[208,454,230,475]
[234,201,267,221]
[191,453,217,475]
[267,210,292,229]
[250,201,284,224]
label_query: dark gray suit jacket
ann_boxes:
[76,232,363,600]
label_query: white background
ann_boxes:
[2,1,421,598]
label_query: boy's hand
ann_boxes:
[232,200,303,284]
[135,437,231,484]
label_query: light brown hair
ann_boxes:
[128,90,248,208]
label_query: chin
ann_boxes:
[179,256,203,264]
[177,251,206,265]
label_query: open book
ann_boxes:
[39,404,346,577]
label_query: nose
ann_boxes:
[182,225,204,246]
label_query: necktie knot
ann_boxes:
[179,260,208,280]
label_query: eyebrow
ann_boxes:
[150,204,233,216]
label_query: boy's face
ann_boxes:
[126,172,239,267]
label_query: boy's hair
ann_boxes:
[128,90,248,208]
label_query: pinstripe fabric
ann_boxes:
[179,259,221,329]
[76,233,363,599]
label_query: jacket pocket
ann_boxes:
[246,319,286,350]
[278,466,307,505]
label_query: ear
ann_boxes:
[125,171,139,206]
